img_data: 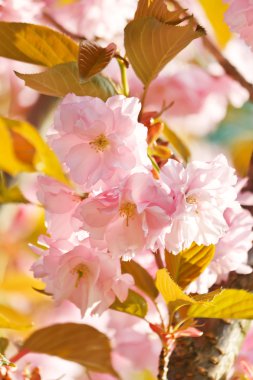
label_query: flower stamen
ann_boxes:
[89,134,110,152]
[186,194,197,204]
[119,202,137,226]
[72,263,89,287]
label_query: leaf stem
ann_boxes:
[117,58,129,97]
[154,249,165,270]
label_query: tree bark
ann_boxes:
[167,253,253,380]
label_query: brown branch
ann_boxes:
[169,0,253,102]
[167,262,253,380]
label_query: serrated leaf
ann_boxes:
[162,123,190,162]
[121,260,158,300]
[156,269,195,305]
[0,117,67,183]
[0,305,32,330]
[124,17,204,86]
[198,0,231,47]
[110,289,148,318]
[165,243,215,289]
[78,40,117,81]
[135,0,184,23]
[0,22,78,66]
[16,62,117,99]
[192,288,222,303]
[23,323,118,377]
[188,289,253,319]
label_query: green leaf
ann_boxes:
[0,117,67,183]
[16,62,117,99]
[0,305,32,330]
[0,22,78,66]
[124,17,204,86]
[165,243,215,290]
[188,289,253,319]
[23,323,118,377]
[121,260,158,300]
[162,123,191,162]
[110,290,148,318]
[0,185,28,204]
[156,269,195,305]
[78,40,117,81]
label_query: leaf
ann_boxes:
[23,323,118,377]
[16,62,117,99]
[121,260,158,300]
[162,123,191,162]
[135,0,184,23]
[78,40,117,81]
[110,290,148,318]
[0,338,8,354]
[0,185,28,204]
[0,22,78,66]
[155,269,195,305]
[124,17,204,86]
[0,117,67,183]
[165,243,215,290]
[0,305,32,330]
[148,145,172,160]
[198,0,231,47]
[188,289,253,319]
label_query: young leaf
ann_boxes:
[16,62,117,99]
[78,40,117,81]
[162,123,191,162]
[135,0,184,23]
[0,22,78,66]
[165,243,215,290]
[23,323,118,377]
[0,117,67,183]
[155,269,195,305]
[0,338,8,354]
[0,305,32,330]
[188,289,253,319]
[121,260,159,300]
[110,289,148,318]
[124,17,204,86]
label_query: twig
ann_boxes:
[169,0,253,102]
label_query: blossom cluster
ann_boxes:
[32,94,253,315]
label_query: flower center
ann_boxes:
[119,202,137,226]
[72,263,89,287]
[89,134,109,152]
[186,194,197,204]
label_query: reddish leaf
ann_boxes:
[78,40,117,81]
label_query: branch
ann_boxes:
[169,0,253,102]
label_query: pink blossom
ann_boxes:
[161,155,238,253]
[48,0,135,41]
[224,0,253,50]
[32,242,133,316]
[75,172,173,258]
[49,94,149,190]
[188,201,253,294]
[36,176,83,240]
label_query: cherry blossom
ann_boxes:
[75,172,173,258]
[224,0,253,51]
[48,94,149,190]
[32,241,133,316]
[161,155,238,253]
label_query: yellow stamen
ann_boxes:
[119,202,137,226]
[72,263,89,287]
[186,194,197,204]
[89,134,110,152]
